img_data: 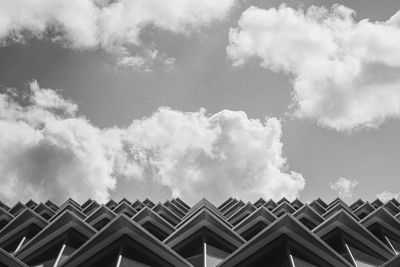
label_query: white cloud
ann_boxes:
[0,0,236,69]
[377,191,399,202]
[0,0,236,65]
[118,108,305,204]
[330,177,359,198]
[0,82,117,204]
[228,4,400,131]
[117,55,146,68]
[116,49,176,71]
[0,82,305,205]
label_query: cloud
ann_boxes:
[118,108,305,204]
[117,55,146,69]
[377,191,399,202]
[0,0,236,66]
[228,4,400,131]
[0,81,304,204]
[0,81,117,204]
[116,49,176,71]
[330,177,359,198]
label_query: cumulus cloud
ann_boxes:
[377,191,399,202]
[228,4,400,131]
[0,82,117,204]
[0,0,236,67]
[117,107,305,204]
[330,177,359,198]
[0,81,304,204]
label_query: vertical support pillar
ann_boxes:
[116,242,124,267]
[115,254,122,267]
[53,243,66,267]
[203,235,207,267]
[385,236,398,255]
[344,243,357,267]
[14,236,26,254]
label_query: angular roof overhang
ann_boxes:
[272,201,296,217]
[293,204,324,229]
[291,198,304,210]
[313,209,395,260]
[24,200,37,210]
[49,203,86,222]
[84,205,116,227]
[171,198,189,213]
[350,199,364,211]
[277,197,290,205]
[0,247,27,267]
[152,203,181,226]
[316,198,328,209]
[309,200,326,215]
[143,198,155,209]
[33,203,55,219]
[0,201,10,211]
[44,200,59,212]
[0,208,14,229]
[218,198,237,213]
[80,199,93,210]
[112,202,137,217]
[131,200,145,212]
[132,206,175,237]
[361,206,400,240]
[233,206,277,236]
[381,253,400,267]
[118,197,131,206]
[253,198,266,208]
[59,199,81,211]
[9,202,26,217]
[61,214,192,267]
[218,214,352,267]
[323,202,358,220]
[263,199,278,211]
[383,201,400,216]
[353,201,375,219]
[0,208,48,248]
[164,209,245,250]
[223,200,245,218]
[388,198,400,207]
[16,210,96,261]
[227,202,256,226]
[164,200,186,218]
[372,198,384,209]
[81,200,100,216]
[105,199,118,210]
[177,199,232,229]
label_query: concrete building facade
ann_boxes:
[0,197,399,266]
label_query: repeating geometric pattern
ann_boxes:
[0,197,399,266]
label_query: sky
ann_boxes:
[0,0,400,206]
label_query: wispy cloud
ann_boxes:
[330,177,359,198]
[228,4,400,131]
[0,81,304,204]
[377,191,399,202]
[0,0,236,67]
[116,49,176,71]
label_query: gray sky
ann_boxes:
[0,0,399,205]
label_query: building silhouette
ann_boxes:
[0,197,399,266]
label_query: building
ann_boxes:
[0,197,399,266]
